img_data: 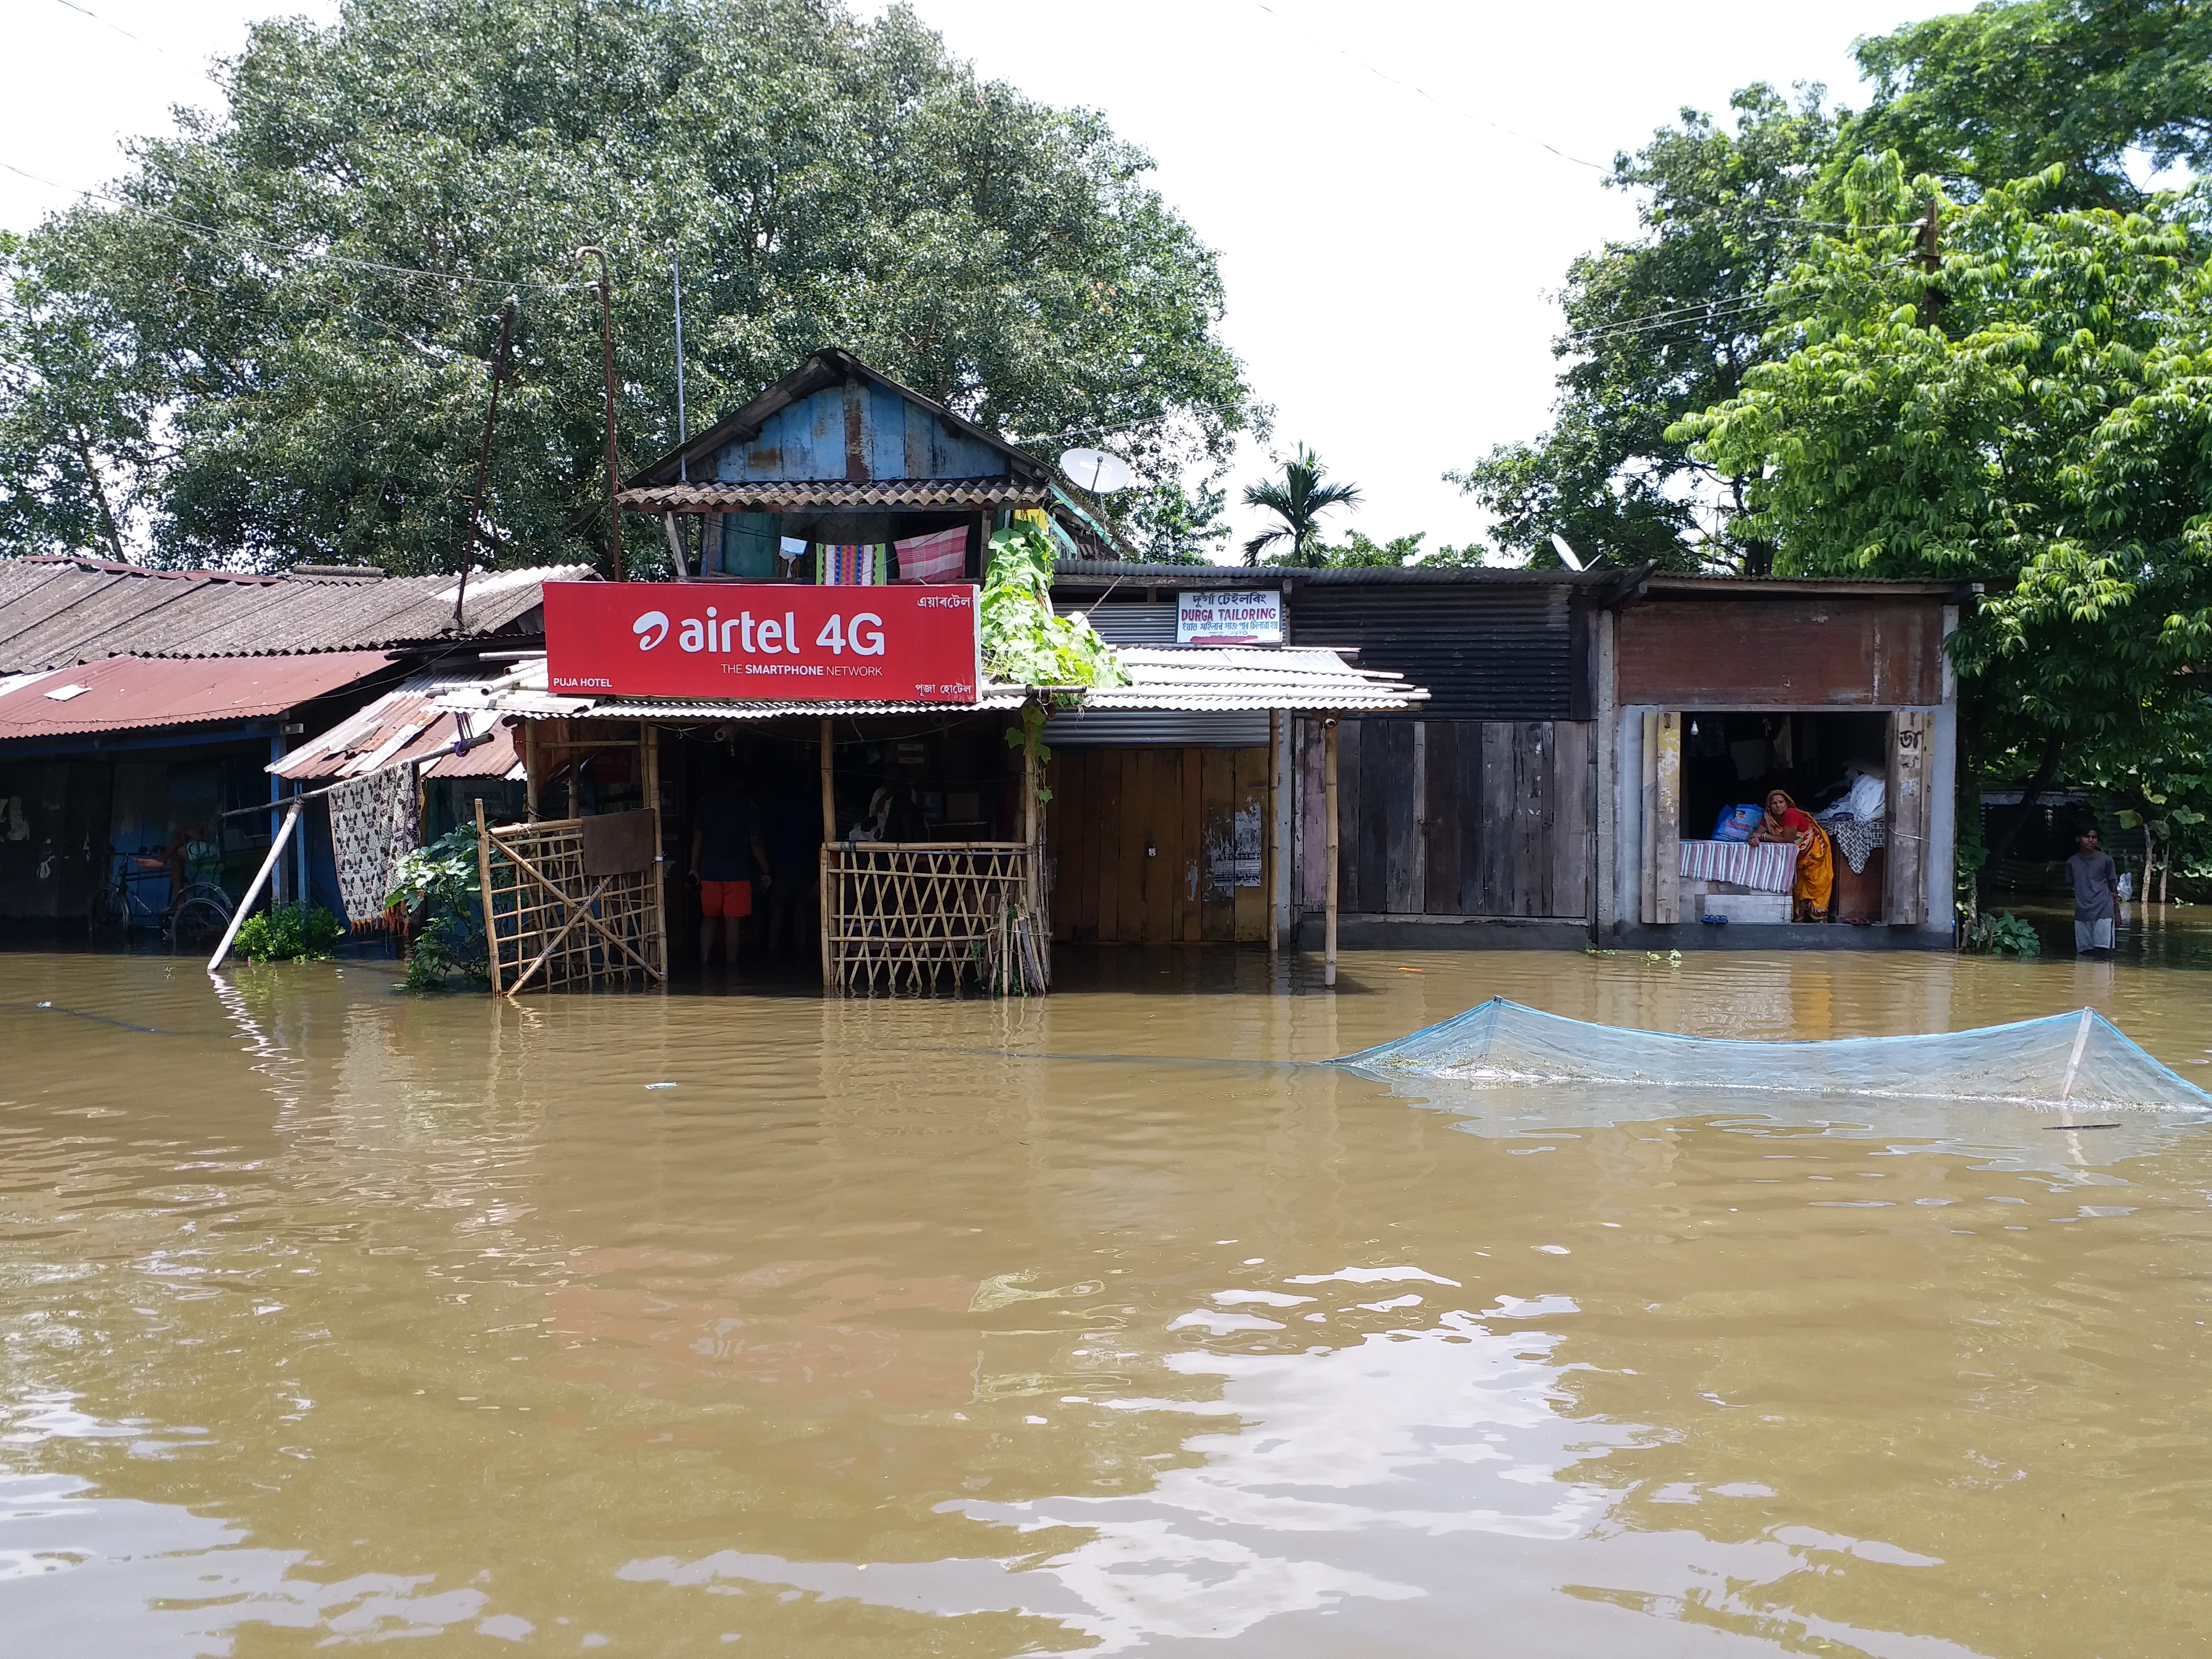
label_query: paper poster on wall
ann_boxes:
[1176,589,1282,646]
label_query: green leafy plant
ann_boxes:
[979,522,1125,689]
[1963,911,2042,957]
[384,825,488,990]
[232,901,345,962]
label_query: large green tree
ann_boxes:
[1675,159,2212,844]
[1,0,1254,573]
[1450,85,1836,572]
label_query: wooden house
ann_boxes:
[1050,563,1968,951]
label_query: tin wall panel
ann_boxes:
[1290,587,1576,720]
[1617,600,1942,707]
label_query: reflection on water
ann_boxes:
[2,942,2211,1655]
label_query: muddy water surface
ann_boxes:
[2,938,2210,1657]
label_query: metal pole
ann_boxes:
[577,246,622,581]
[456,296,517,632]
[1323,717,1339,988]
[208,801,302,973]
[671,248,688,481]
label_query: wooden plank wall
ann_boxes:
[1298,718,1594,920]
[1045,746,1271,943]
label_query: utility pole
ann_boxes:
[455,295,517,635]
[1917,198,1944,330]
[578,246,623,581]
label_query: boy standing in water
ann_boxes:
[2067,826,2120,957]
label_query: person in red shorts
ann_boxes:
[690,772,770,967]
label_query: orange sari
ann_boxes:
[1757,792,1834,919]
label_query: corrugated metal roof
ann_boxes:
[0,651,399,741]
[618,478,1047,512]
[270,673,523,782]
[429,644,1423,722]
[1292,585,1576,721]
[1051,561,1621,588]
[0,557,598,672]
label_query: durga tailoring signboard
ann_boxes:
[1177,589,1282,645]
[542,582,981,704]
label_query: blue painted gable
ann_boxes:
[712,380,1010,484]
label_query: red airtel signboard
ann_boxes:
[541,582,981,704]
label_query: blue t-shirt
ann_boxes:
[695,787,759,882]
[763,790,821,867]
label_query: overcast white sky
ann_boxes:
[5,0,1949,560]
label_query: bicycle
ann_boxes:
[89,842,235,953]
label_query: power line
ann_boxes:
[0,160,587,293]
[1246,2,1605,173]
[50,0,159,52]
[1559,278,1830,347]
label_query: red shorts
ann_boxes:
[698,879,753,919]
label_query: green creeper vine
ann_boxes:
[978,522,1125,689]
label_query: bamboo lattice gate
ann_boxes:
[822,842,1044,994]
[476,805,667,995]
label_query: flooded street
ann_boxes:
[3,939,2210,1657]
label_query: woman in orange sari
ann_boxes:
[1751,788,1834,920]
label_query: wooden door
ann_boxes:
[1045,746,1270,944]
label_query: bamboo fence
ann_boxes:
[822,842,1044,994]
[476,804,666,995]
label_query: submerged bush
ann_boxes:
[386,826,489,991]
[1962,911,2041,958]
[233,902,345,962]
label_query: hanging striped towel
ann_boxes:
[1678,839,1798,893]
[817,544,888,585]
[893,526,969,583]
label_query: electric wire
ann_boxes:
[1246,1,1605,172]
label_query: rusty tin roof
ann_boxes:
[0,652,399,741]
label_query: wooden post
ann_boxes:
[523,720,541,819]
[1268,709,1282,954]
[474,796,501,995]
[1323,717,1339,988]
[643,723,666,977]
[1022,707,1041,916]
[819,717,836,990]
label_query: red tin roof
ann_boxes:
[0,652,398,740]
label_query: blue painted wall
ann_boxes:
[712,381,1009,483]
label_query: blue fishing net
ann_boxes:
[1336,999,2212,1113]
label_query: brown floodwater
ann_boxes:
[3,929,2211,1657]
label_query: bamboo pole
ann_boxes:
[523,720,541,819]
[643,723,665,979]
[474,796,501,995]
[207,800,302,973]
[820,717,836,990]
[1323,717,1339,988]
[1267,709,1281,955]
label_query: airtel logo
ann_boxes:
[633,611,670,650]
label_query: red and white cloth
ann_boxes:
[893,526,968,583]
[1679,838,1797,893]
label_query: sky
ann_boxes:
[4,0,1952,562]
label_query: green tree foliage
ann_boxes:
[1847,0,2212,208]
[1450,85,1837,572]
[1242,444,1361,566]
[1675,158,2212,817]
[1,0,1253,571]
[1127,480,1230,564]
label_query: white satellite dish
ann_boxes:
[1059,447,1133,494]
[1548,532,1586,571]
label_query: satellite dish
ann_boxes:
[1548,532,1586,571]
[1059,447,1133,494]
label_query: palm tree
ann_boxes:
[1241,445,1362,566]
